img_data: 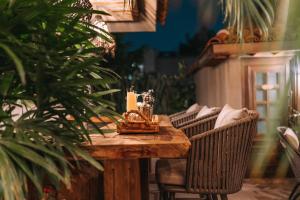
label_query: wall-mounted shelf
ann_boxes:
[189,41,300,75]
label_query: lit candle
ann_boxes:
[126,91,138,112]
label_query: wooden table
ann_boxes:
[84,115,191,200]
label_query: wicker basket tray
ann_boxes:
[117,110,159,134]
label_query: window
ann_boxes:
[247,64,286,135]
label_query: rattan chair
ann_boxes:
[174,108,221,129]
[169,110,187,120]
[180,114,219,138]
[156,111,258,200]
[171,109,201,128]
[169,104,202,120]
[277,127,300,200]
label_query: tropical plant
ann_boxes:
[220,0,277,42]
[0,0,119,199]
[197,0,278,42]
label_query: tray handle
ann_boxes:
[125,110,151,125]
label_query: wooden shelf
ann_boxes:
[188,41,300,75]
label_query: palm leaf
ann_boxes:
[221,0,277,42]
[0,0,121,199]
[0,43,25,84]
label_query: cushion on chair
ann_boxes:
[156,159,186,186]
[284,128,299,151]
[195,106,218,119]
[186,103,200,113]
[214,104,248,129]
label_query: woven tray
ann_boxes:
[117,110,159,134]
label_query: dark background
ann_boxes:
[109,0,224,113]
[124,0,223,52]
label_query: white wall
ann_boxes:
[194,58,244,108]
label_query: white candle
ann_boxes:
[126,91,138,112]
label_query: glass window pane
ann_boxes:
[257,121,267,134]
[256,73,265,85]
[257,105,267,118]
[269,90,278,101]
[268,72,278,85]
[256,90,266,101]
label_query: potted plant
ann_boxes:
[0,0,119,199]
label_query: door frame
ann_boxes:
[241,55,293,142]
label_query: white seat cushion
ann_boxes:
[186,103,200,113]
[195,106,218,119]
[214,104,248,129]
[156,159,186,186]
[284,128,299,150]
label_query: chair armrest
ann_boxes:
[180,115,218,138]
[190,113,258,142]
[169,110,186,120]
[176,109,220,128]
[171,110,199,128]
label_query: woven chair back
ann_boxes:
[185,111,259,194]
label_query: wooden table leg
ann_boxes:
[140,158,150,200]
[104,159,142,200]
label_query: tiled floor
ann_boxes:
[149,179,295,200]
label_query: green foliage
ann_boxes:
[106,35,195,114]
[286,0,300,45]
[131,65,196,115]
[179,27,216,56]
[113,69,196,115]
[0,0,119,199]
[221,0,277,41]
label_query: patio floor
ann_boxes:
[149,178,295,200]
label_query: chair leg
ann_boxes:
[290,183,300,200]
[169,192,175,200]
[220,194,228,200]
[159,191,163,200]
[163,191,169,200]
[198,194,208,200]
[291,188,300,200]
[207,194,218,200]
[292,193,300,200]
[158,187,168,200]
[157,184,163,200]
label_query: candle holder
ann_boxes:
[117,110,159,134]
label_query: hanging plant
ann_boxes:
[221,0,277,42]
